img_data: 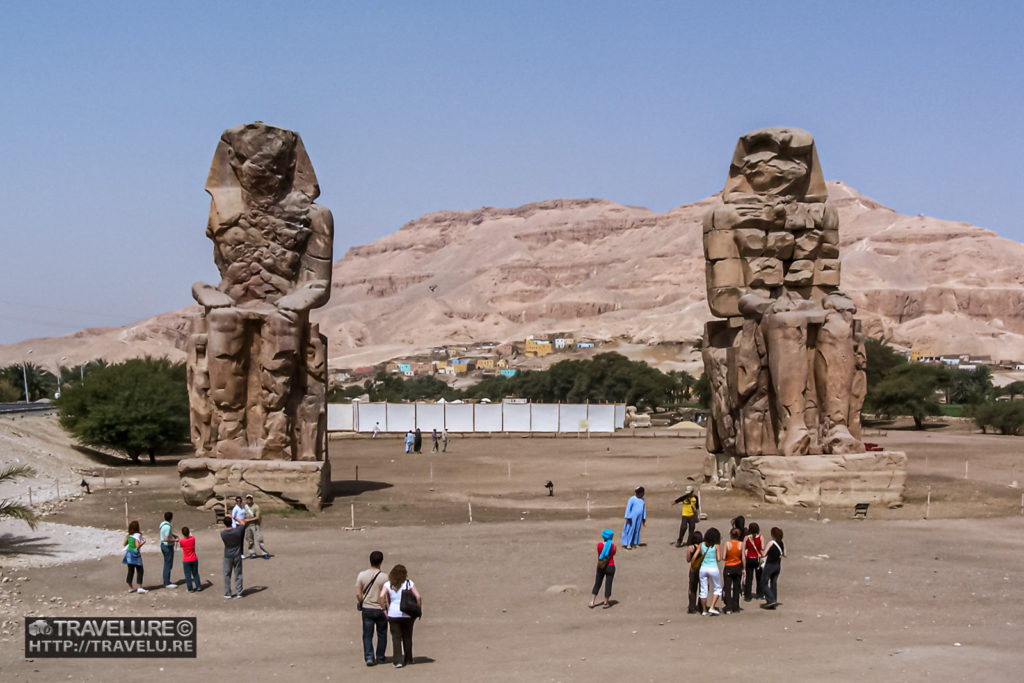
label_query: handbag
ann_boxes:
[357,570,381,612]
[597,541,612,571]
[689,546,705,572]
[399,580,422,619]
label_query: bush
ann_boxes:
[972,401,1024,435]
[56,357,188,463]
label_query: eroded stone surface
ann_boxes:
[179,458,330,511]
[733,451,907,506]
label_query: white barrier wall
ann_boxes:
[328,402,624,433]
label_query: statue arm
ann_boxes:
[192,282,234,308]
[279,204,334,312]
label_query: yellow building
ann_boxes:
[525,337,553,357]
[476,358,496,370]
[910,349,934,362]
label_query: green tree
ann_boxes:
[947,366,993,405]
[0,465,38,529]
[56,357,189,463]
[863,338,906,408]
[972,401,1024,435]
[0,363,57,402]
[870,363,948,429]
[0,377,21,402]
[998,381,1024,400]
[694,373,711,409]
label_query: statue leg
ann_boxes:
[206,308,248,453]
[258,308,304,459]
[815,311,863,454]
[296,328,327,461]
[763,311,811,456]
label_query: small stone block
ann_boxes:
[704,230,739,260]
[784,259,815,286]
[708,259,746,288]
[733,229,766,256]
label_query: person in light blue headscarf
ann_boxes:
[620,486,646,549]
[589,528,616,609]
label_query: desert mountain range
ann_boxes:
[4,181,1024,374]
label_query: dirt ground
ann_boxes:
[2,417,1024,681]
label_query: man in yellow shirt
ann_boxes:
[672,485,701,547]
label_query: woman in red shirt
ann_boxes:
[743,522,764,601]
[589,529,616,609]
[179,527,201,592]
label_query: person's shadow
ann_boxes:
[408,657,436,665]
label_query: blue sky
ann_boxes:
[1,1,1021,344]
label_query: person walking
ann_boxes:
[441,429,448,452]
[179,527,201,592]
[243,494,269,559]
[159,511,178,589]
[620,486,646,549]
[743,522,765,602]
[372,421,381,438]
[722,527,744,613]
[588,529,616,609]
[685,530,704,614]
[123,520,147,594]
[698,527,724,615]
[221,516,248,598]
[380,564,421,669]
[761,527,786,610]
[404,430,414,454]
[413,428,423,454]
[431,429,439,453]
[356,550,390,666]
[672,485,701,547]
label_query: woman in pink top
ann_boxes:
[179,527,201,592]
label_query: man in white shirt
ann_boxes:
[231,496,246,528]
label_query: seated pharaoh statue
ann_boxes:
[188,122,333,461]
[702,127,865,460]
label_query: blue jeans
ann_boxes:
[161,543,174,585]
[361,608,388,662]
[182,561,199,591]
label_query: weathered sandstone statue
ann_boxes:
[701,127,904,505]
[180,122,332,509]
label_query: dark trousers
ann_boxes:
[687,568,699,613]
[388,617,414,664]
[161,543,174,585]
[361,608,387,662]
[676,515,697,545]
[182,561,199,591]
[723,564,742,611]
[744,558,763,599]
[126,564,143,586]
[763,562,781,604]
[591,564,615,599]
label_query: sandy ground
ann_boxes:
[1,417,1024,681]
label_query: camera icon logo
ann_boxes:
[28,619,53,636]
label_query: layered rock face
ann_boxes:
[3,186,1024,369]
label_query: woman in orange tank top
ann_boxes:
[722,527,744,613]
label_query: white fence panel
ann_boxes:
[356,403,387,432]
[386,403,416,433]
[416,403,446,432]
[474,404,503,432]
[445,404,475,432]
[502,403,531,431]
[530,403,559,432]
[327,403,354,431]
[614,404,626,429]
[587,404,616,433]
[558,404,589,432]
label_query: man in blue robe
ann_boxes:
[621,486,647,549]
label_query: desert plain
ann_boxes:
[1,414,1023,682]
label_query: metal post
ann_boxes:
[21,360,30,403]
[468,501,473,524]
[925,485,931,520]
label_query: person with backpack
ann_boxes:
[685,530,704,614]
[761,527,786,609]
[380,564,422,668]
[743,522,765,601]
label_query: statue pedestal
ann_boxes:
[733,451,907,506]
[178,458,331,511]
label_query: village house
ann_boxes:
[525,336,553,357]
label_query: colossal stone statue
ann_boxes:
[702,127,904,506]
[180,122,332,509]
[702,127,865,460]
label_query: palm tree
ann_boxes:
[0,465,38,529]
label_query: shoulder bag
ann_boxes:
[399,580,422,619]
[357,570,381,611]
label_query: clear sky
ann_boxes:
[1,1,1021,345]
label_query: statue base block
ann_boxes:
[178,458,331,511]
[733,451,907,506]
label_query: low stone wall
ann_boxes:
[178,458,331,511]
[733,451,907,506]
